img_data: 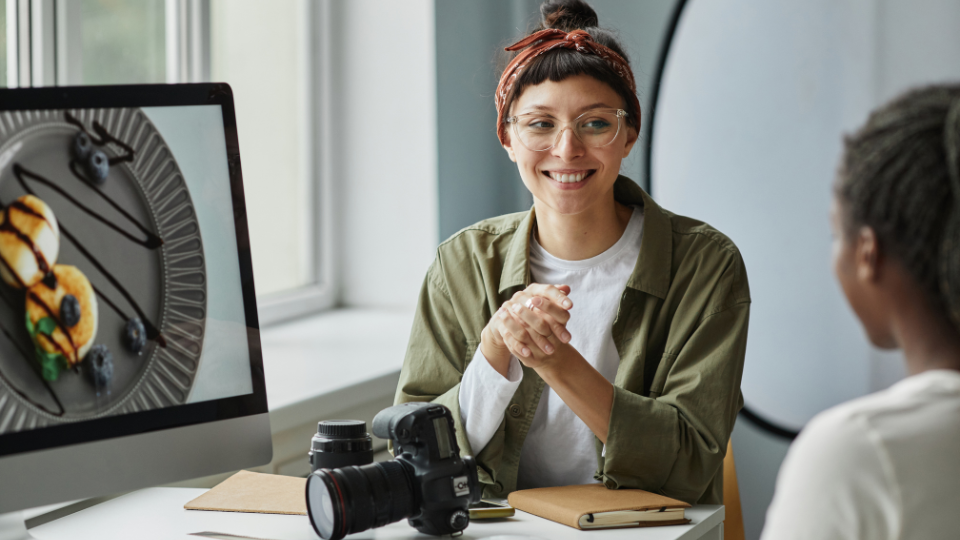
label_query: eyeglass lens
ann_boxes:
[514,111,622,151]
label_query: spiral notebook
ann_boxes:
[507,484,691,530]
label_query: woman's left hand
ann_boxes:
[498,284,572,366]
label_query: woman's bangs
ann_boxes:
[510,50,638,129]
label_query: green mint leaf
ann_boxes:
[35,347,61,382]
[25,312,35,336]
[37,317,57,336]
[41,362,59,382]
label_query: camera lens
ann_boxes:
[309,420,374,472]
[306,461,416,540]
[306,471,340,539]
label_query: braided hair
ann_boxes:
[836,84,960,331]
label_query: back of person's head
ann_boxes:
[498,0,640,131]
[836,84,960,331]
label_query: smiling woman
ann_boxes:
[502,75,636,257]
[395,0,751,505]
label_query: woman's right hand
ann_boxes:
[480,284,573,377]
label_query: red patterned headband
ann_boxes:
[495,28,642,146]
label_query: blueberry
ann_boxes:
[60,294,80,328]
[85,150,109,185]
[85,345,113,388]
[123,317,146,354]
[72,132,92,160]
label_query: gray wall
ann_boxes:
[435,0,680,241]
[731,415,792,540]
[435,0,532,242]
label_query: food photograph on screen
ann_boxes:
[0,106,253,435]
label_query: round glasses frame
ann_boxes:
[505,108,628,152]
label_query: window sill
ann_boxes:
[260,307,413,434]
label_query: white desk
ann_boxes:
[30,488,724,540]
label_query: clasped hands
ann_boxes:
[480,283,574,375]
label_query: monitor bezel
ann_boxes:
[0,83,268,458]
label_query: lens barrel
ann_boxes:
[309,420,373,472]
[306,460,416,540]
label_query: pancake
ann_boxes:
[0,195,60,288]
[26,264,98,366]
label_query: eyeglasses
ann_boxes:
[505,109,628,152]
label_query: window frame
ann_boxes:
[4,0,337,327]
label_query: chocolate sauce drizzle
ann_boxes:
[2,173,167,348]
[0,112,168,352]
[19,164,162,249]
[0,200,54,286]
[0,256,25,288]
[10,201,52,227]
[58,223,165,346]
[64,112,135,166]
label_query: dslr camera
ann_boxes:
[306,402,482,539]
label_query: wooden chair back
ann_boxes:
[723,438,745,540]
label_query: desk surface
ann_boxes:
[31,488,724,540]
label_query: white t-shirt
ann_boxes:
[761,369,960,540]
[458,206,644,489]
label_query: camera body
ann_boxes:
[305,402,481,539]
[372,402,482,535]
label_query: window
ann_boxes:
[210,0,312,297]
[58,0,166,85]
[1,0,6,87]
[5,0,333,325]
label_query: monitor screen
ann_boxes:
[0,104,254,433]
[0,85,270,514]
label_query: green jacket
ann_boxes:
[395,177,750,504]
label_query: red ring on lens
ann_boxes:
[329,473,347,538]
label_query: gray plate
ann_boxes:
[0,108,206,433]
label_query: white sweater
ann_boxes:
[458,206,644,488]
[761,369,960,540]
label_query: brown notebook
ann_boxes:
[507,484,691,530]
[184,470,307,515]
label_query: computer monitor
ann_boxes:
[0,84,272,531]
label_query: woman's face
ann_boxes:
[503,74,638,217]
[831,196,895,348]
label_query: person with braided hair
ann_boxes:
[395,0,749,504]
[761,85,960,539]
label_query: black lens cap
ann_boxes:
[317,419,367,439]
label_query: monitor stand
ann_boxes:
[0,512,37,540]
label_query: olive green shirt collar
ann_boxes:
[498,176,671,299]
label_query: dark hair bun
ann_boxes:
[541,0,599,31]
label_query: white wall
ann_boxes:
[330,0,439,309]
[655,0,876,431]
[653,0,960,430]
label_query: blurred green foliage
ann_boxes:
[81,0,165,85]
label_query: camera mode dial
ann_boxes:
[449,509,469,531]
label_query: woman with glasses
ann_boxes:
[396,0,749,504]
